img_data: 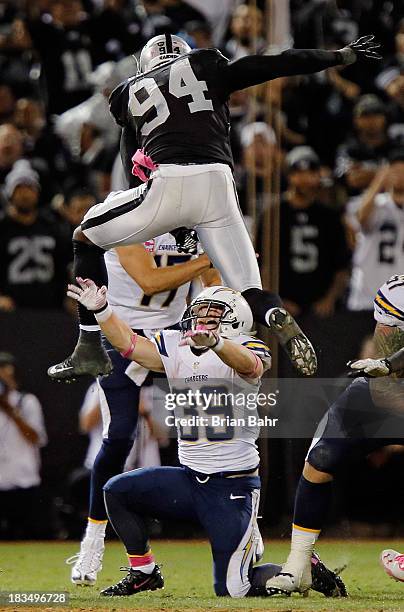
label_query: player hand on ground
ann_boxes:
[179,328,222,349]
[340,35,382,65]
[67,277,108,311]
[347,357,392,377]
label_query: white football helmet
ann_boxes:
[181,286,253,338]
[139,34,191,73]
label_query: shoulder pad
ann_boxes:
[374,275,404,330]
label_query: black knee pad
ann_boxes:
[307,440,343,475]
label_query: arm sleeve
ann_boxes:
[109,80,131,127]
[120,126,143,187]
[220,49,343,94]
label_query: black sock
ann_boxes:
[293,475,333,531]
[89,438,134,520]
[242,288,282,326]
[104,488,149,556]
[73,240,108,328]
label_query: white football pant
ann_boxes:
[81,163,262,293]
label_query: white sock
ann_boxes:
[284,524,320,568]
[135,561,155,574]
[84,519,107,541]
[128,551,155,574]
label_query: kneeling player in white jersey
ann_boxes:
[68,233,219,586]
[68,281,346,598]
[266,275,404,597]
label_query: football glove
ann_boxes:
[340,35,382,65]
[171,227,199,255]
[67,277,107,311]
[347,357,392,378]
[179,328,223,350]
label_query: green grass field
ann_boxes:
[0,540,404,611]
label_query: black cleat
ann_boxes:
[311,551,348,597]
[100,565,164,597]
[47,331,113,383]
[268,308,317,376]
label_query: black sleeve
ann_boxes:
[219,49,343,94]
[120,127,144,188]
[109,79,131,127]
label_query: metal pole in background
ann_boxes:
[246,0,259,242]
[257,0,286,523]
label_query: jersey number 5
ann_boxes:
[129,58,214,136]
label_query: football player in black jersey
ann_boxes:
[48,33,381,383]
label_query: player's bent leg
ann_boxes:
[196,206,317,376]
[69,354,141,586]
[48,226,112,381]
[266,459,334,596]
[48,181,177,383]
[195,475,261,598]
[101,466,196,596]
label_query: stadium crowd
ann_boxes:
[0,0,404,540]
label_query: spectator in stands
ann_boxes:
[160,0,206,31]
[26,0,95,114]
[0,351,47,540]
[88,0,143,65]
[347,149,404,312]
[237,122,280,218]
[0,82,16,124]
[0,160,69,310]
[185,20,213,49]
[377,68,404,146]
[225,3,266,59]
[0,16,36,95]
[56,186,97,243]
[14,97,72,199]
[279,146,351,318]
[0,123,24,185]
[335,95,392,197]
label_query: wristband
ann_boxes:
[121,333,138,359]
[381,357,393,374]
[94,304,112,323]
[211,336,225,352]
[242,352,262,379]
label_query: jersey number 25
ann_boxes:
[129,58,214,136]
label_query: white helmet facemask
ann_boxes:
[180,286,254,339]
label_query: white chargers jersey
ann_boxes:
[152,330,272,474]
[105,233,195,330]
[348,193,404,310]
[374,274,404,331]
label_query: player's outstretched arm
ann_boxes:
[180,330,265,382]
[116,244,212,295]
[221,35,381,93]
[348,346,404,378]
[67,278,164,372]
